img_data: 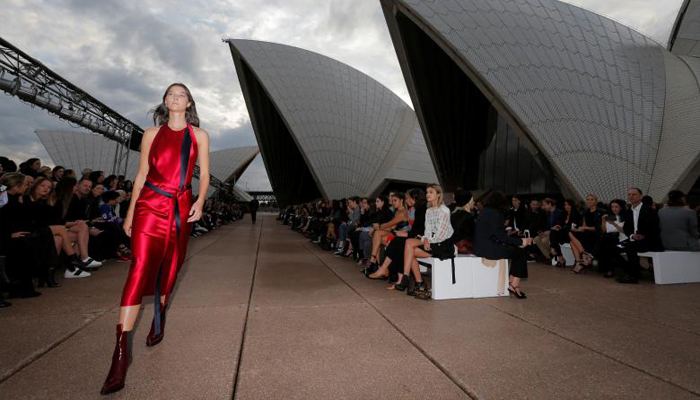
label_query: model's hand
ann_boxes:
[188,201,203,222]
[123,217,133,237]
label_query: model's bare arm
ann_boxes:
[188,128,209,222]
[123,127,158,236]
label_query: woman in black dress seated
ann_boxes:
[550,199,582,268]
[473,191,533,299]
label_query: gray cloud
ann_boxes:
[0,0,687,191]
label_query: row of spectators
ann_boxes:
[280,185,700,298]
[0,156,244,308]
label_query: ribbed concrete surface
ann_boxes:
[1,215,699,399]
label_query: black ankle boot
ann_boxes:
[38,268,61,288]
[394,275,410,291]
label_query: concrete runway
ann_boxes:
[1,213,699,399]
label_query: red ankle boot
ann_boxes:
[146,304,167,347]
[100,324,133,395]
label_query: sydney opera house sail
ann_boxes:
[228,39,438,205]
[382,0,700,200]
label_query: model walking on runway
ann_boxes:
[101,83,210,395]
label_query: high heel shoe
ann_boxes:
[100,324,133,395]
[146,303,167,347]
[508,283,526,299]
[363,262,378,277]
[367,270,388,280]
[394,275,410,291]
[571,262,586,274]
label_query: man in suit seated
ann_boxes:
[617,187,662,284]
[532,198,564,261]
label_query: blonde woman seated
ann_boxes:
[393,184,454,292]
[366,193,408,272]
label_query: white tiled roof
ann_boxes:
[384,0,700,200]
[229,40,438,200]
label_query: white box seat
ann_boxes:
[418,255,510,300]
[638,251,700,285]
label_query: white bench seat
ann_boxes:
[418,255,510,300]
[638,251,700,285]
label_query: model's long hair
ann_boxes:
[150,83,200,127]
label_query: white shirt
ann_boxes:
[631,203,642,235]
[605,216,628,242]
[424,204,454,243]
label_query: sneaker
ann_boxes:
[65,268,91,279]
[83,257,102,269]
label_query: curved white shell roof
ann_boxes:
[229,39,437,200]
[384,0,700,200]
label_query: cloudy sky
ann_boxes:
[0,0,685,191]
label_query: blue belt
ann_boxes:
[144,180,191,335]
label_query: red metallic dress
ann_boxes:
[120,123,198,308]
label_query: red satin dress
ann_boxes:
[120,123,198,307]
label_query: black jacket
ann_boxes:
[525,209,546,234]
[624,204,662,250]
[544,208,565,230]
[474,207,523,259]
[450,209,475,243]
[408,203,427,239]
[506,205,527,231]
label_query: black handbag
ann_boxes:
[429,239,455,260]
[427,239,457,285]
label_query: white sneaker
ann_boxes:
[64,268,91,278]
[83,257,102,268]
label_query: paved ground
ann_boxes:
[1,213,699,399]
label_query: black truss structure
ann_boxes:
[0,37,222,190]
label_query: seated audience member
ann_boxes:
[658,190,699,251]
[65,177,126,263]
[51,166,65,182]
[367,193,408,271]
[86,182,105,221]
[88,170,105,185]
[100,191,124,225]
[359,196,392,267]
[25,177,95,285]
[19,158,41,178]
[1,156,18,175]
[53,178,99,277]
[506,195,527,235]
[550,199,582,268]
[334,197,360,256]
[532,198,564,260]
[348,198,371,261]
[368,189,426,281]
[570,194,604,266]
[617,188,662,284]
[103,175,118,191]
[450,190,476,254]
[524,198,546,236]
[38,166,52,179]
[595,199,628,278]
[63,169,77,180]
[394,184,453,294]
[0,173,64,297]
[474,191,532,299]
